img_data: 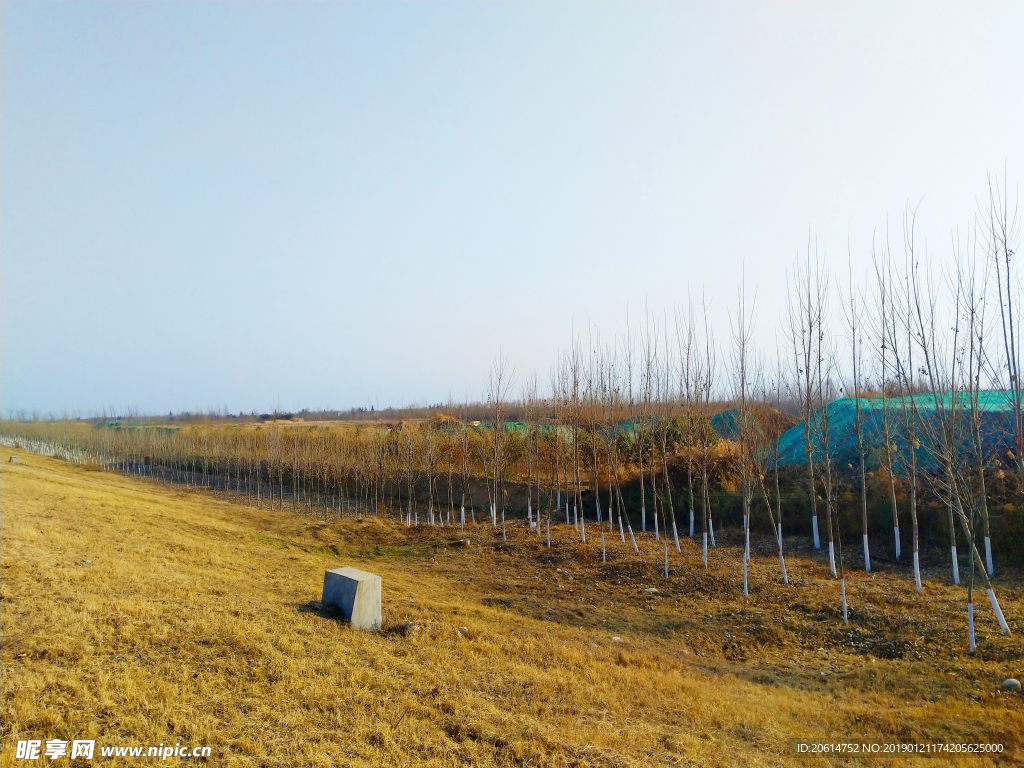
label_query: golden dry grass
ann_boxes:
[1,448,1020,767]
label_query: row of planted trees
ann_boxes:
[2,180,1020,647]
[0,402,721,535]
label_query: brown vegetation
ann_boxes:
[2,449,1021,767]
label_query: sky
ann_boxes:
[2,2,1021,416]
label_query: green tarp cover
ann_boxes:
[775,392,1019,471]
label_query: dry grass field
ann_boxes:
[1,447,1021,767]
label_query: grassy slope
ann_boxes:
[1,449,1020,767]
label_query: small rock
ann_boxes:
[1002,678,1021,692]
[82,559,92,565]
[556,568,562,572]
[611,636,622,643]
[642,588,658,594]
[457,626,469,637]
[8,456,18,463]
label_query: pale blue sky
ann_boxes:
[2,2,1021,415]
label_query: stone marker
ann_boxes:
[8,456,18,463]
[1002,678,1021,692]
[322,567,381,630]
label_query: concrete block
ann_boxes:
[322,567,381,630]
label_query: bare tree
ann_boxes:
[787,249,824,551]
[841,254,872,571]
[981,174,1023,486]
[487,353,515,539]
[730,278,757,597]
[698,296,718,565]
[871,236,904,561]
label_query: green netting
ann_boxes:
[476,422,574,440]
[775,391,1020,471]
[94,421,179,434]
[710,409,742,441]
[603,418,645,439]
[608,416,680,438]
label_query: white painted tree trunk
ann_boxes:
[460,506,465,531]
[985,537,994,577]
[702,531,708,567]
[841,578,848,624]
[602,531,606,563]
[863,534,871,573]
[628,525,640,555]
[546,518,551,548]
[828,541,837,577]
[672,520,680,552]
[580,515,586,543]
[664,539,669,578]
[689,508,694,538]
[618,514,625,543]
[968,601,976,653]
[654,511,659,541]
[987,587,1010,635]
[778,523,789,585]
[913,550,922,594]
[709,518,716,547]
[641,506,646,533]
[742,550,748,597]
[894,526,901,560]
[951,545,960,585]
[812,515,820,549]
